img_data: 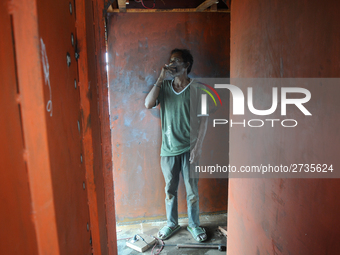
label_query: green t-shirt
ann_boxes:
[157,79,206,156]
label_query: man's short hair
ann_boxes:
[171,48,194,74]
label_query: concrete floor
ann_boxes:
[116,213,227,255]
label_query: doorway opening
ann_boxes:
[105,1,230,254]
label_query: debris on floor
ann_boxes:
[126,234,157,252]
[218,226,228,238]
[117,213,227,255]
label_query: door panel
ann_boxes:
[36,0,91,254]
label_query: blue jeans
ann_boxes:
[161,151,200,228]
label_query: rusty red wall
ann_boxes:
[228,0,340,254]
[107,12,230,222]
[35,0,93,253]
[0,5,39,254]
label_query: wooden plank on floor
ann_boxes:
[218,226,228,237]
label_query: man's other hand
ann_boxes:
[189,146,202,164]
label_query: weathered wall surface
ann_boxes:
[107,12,230,222]
[0,0,114,254]
[0,5,39,254]
[36,0,92,253]
[79,0,111,253]
[228,0,340,254]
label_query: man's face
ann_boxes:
[168,52,188,77]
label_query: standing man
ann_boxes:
[145,49,208,242]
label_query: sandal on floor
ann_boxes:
[157,225,181,240]
[187,226,207,242]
